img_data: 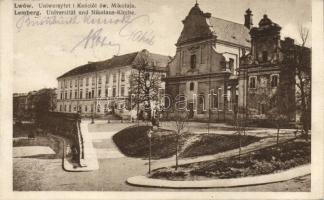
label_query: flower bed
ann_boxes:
[150,140,310,180]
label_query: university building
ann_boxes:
[56,49,170,119]
[165,3,252,121]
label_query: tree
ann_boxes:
[32,89,56,126]
[233,110,245,159]
[129,51,162,122]
[295,26,311,140]
[169,108,189,170]
[267,88,292,146]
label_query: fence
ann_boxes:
[39,112,84,166]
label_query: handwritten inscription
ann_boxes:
[119,15,155,45]
[70,28,121,55]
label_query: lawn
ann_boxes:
[112,126,260,160]
[112,126,177,159]
[179,134,260,158]
[149,139,310,180]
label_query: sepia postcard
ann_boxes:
[0,0,324,199]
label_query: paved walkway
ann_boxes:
[150,134,295,169]
[127,164,311,188]
[59,121,99,172]
[13,122,311,191]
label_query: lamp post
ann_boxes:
[147,128,153,174]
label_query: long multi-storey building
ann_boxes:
[56,49,170,119]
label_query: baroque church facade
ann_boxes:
[165,3,252,121]
[239,14,311,122]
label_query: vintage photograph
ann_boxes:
[9,0,317,195]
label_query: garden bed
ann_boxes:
[149,139,310,181]
[112,126,260,160]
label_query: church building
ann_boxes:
[239,14,311,123]
[164,3,252,121]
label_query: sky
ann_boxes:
[13,0,312,93]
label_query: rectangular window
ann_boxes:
[98,88,101,97]
[105,74,109,84]
[98,76,102,84]
[75,79,77,87]
[218,88,222,109]
[80,89,83,99]
[211,92,218,109]
[229,58,234,72]
[86,77,89,86]
[113,74,117,83]
[91,89,94,98]
[121,72,125,82]
[189,82,194,91]
[70,80,72,88]
[262,51,268,62]
[271,74,279,87]
[74,90,77,99]
[121,86,125,96]
[105,88,108,97]
[92,76,95,85]
[79,78,83,86]
[70,91,72,99]
[86,89,89,99]
[113,87,116,97]
[190,55,196,69]
[249,77,256,89]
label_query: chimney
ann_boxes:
[244,8,253,29]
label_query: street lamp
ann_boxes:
[147,127,153,174]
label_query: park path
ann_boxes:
[151,134,294,169]
[13,121,309,191]
[87,120,297,170]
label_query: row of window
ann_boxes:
[59,86,126,100]
[59,103,125,113]
[189,54,235,72]
[60,72,126,89]
[249,74,279,89]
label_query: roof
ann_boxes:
[58,50,170,79]
[209,17,251,47]
[176,3,251,47]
